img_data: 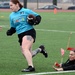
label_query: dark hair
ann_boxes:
[10,0,23,8]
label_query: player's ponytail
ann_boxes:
[19,2,23,8]
[10,0,23,8]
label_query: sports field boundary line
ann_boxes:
[36,29,75,33]
[21,70,75,75]
[0,25,75,33]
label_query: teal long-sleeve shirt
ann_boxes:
[9,8,39,34]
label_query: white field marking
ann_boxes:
[0,25,75,33]
[0,25,9,28]
[21,70,75,75]
[36,29,75,33]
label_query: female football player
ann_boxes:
[6,0,48,72]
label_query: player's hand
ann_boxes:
[6,30,12,36]
[27,14,36,25]
[53,66,63,71]
[54,62,60,67]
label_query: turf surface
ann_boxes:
[0,11,75,75]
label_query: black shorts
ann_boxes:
[18,29,36,45]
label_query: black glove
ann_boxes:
[34,15,41,25]
[6,27,16,36]
[6,30,12,36]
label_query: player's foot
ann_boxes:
[39,45,48,58]
[21,66,35,72]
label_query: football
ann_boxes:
[27,14,36,20]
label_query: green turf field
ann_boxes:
[0,11,75,75]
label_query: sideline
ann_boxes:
[21,70,75,75]
[36,29,75,33]
[0,25,75,33]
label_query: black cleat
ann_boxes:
[21,66,35,72]
[39,45,48,58]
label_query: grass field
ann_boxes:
[0,10,75,75]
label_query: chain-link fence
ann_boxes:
[1,0,75,3]
[0,0,75,3]
[0,0,75,9]
[26,0,75,9]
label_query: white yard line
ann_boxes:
[0,25,9,28]
[21,70,75,75]
[0,25,75,33]
[36,29,75,33]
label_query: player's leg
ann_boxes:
[21,35,35,72]
[30,45,48,58]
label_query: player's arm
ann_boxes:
[7,16,16,36]
[34,15,41,25]
[6,27,16,36]
[62,64,75,71]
